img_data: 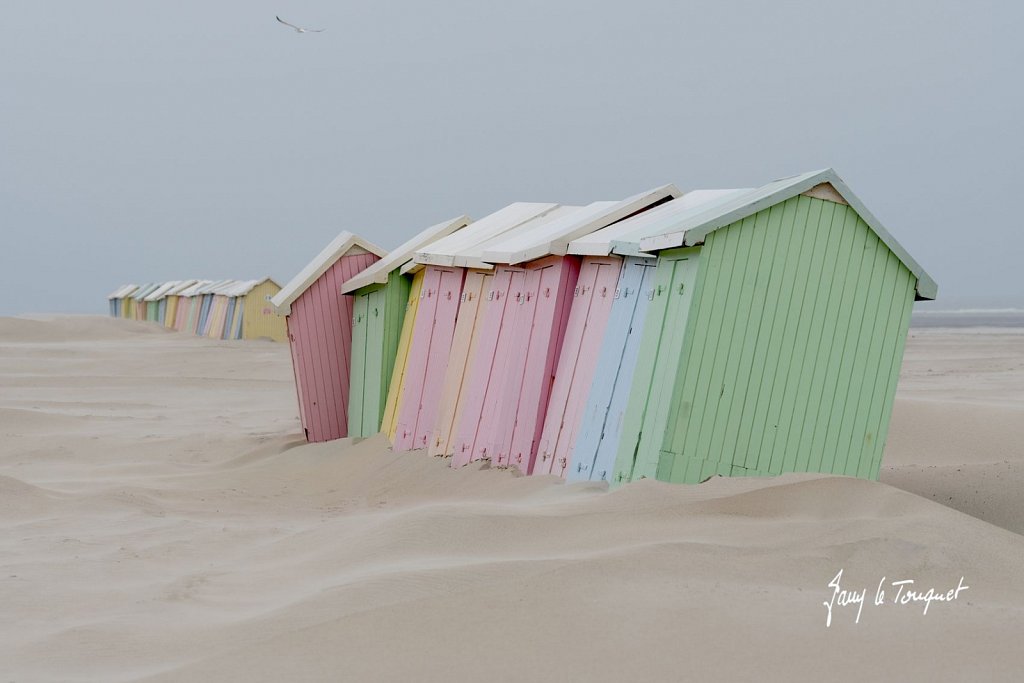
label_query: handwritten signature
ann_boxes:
[824,569,969,627]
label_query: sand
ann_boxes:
[1,316,1022,681]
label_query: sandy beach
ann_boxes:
[1,316,1022,681]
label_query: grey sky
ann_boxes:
[1,1,1020,315]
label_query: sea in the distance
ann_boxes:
[911,297,1024,328]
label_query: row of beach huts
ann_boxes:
[264,169,936,486]
[107,279,287,342]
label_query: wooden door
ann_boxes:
[567,257,656,481]
[393,267,463,450]
[450,266,518,467]
[505,256,580,473]
[430,270,491,457]
[611,249,701,485]
[535,257,621,477]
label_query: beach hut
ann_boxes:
[271,232,386,443]
[447,185,679,474]
[144,281,180,325]
[388,203,570,451]
[196,280,231,336]
[230,277,287,341]
[217,280,249,340]
[130,283,160,322]
[204,281,235,339]
[609,169,936,486]
[340,216,472,439]
[163,280,197,329]
[176,280,210,333]
[107,284,137,317]
[562,190,747,482]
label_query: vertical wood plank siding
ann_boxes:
[450,266,520,467]
[347,270,412,438]
[534,256,621,477]
[641,196,914,483]
[429,269,492,457]
[285,252,380,443]
[242,281,287,342]
[393,266,466,450]
[567,257,658,482]
[610,248,700,483]
[382,269,425,441]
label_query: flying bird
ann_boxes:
[276,16,325,33]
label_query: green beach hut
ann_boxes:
[611,169,936,485]
[339,215,472,438]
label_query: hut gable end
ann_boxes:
[653,195,915,484]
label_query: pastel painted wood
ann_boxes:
[381,269,424,441]
[392,266,465,450]
[449,265,519,468]
[533,256,621,477]
[467,256,580,473]
[611,169,935,485]
[566,257,658,482]
[271,232,386,443]
[341,216,470,439]
[429,269,492,457]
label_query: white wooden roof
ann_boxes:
[405,203,559,273]
[144,280,183,301]
[131,283,161,301]
[178,280,213,297]
[482,184,681,264]
[340,215,471,294]
[636,169,937,300]
[165,279,199,296]
[271,232,387,315]
[225,277,279,297]
[107,284,139,299]
[458,205,583,268]
[585,189,749,257]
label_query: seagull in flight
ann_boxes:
[276,16,325,33]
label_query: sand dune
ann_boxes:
[1,317,1022,681]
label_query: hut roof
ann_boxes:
[458,205,584,269]
[482,184,681,264]
[340,215,472,294]
[144,280,185,301]
[165,280,199,296]
[107,284,139,299]
[582,189,749,257]
[131,283,161,301]
[177,280,213,297]
[271,232,386,315]
[224,277,279,296]
[406,203,559,273]
[636,168,936,300]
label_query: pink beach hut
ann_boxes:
[271,232,386,443]
[450,185,680,474]
[388,203,569,452]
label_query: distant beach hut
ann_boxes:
[163,280,197,329]
[177,280,211,333]
[448,185,678,474]
[340,216,472,439]
[609,169,936,485]
[230,278,286,341]
[196,280,231,336]
[204,281,235,339]
[563,190,746,482]
[131,283,160,321]
[107,284,137,317]
[272,232,386,443]
[144,281,180,325]
[388,203,566,451]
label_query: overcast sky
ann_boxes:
[2,1,1020,315]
